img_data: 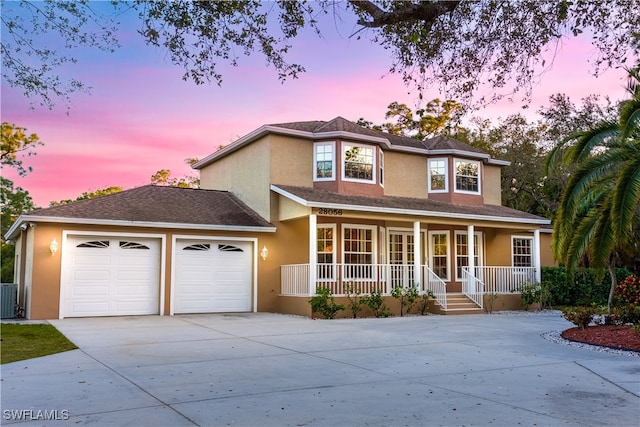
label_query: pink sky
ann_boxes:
[1,7,631,207]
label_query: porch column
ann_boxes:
[309,214,317,295]
[413,221,421,288]
[533,229,541,283]
[467,225,475,272]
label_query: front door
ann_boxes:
[389,231,415,288]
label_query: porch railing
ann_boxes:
[423,266,447,310]
[470,266,536,294]
[281,263,438,296]
[281,264,536,311]
[462,267,485,308]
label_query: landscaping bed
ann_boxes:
[562,324,640,352]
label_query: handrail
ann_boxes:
[423,265,447,310]
[462,267,484,309]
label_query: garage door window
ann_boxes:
[184,243,211,251]
[120,241,150,249]
[77,240,109,248]
[219,244,243,252]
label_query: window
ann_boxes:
[512,237,533,267]
[314,142,335,181]
[343,225,376,279]
[343,144,375,182]
[455,231,482,280]
[454,159,480,194]
[379,151,384,186]
[120,241,150,250]
[428,158,448,192]
[218,244,244,252]
[317,225,336,279]
[429,231,450,280]
[77,241,109,248]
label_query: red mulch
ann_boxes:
[562,325,640,352]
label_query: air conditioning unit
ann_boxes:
[1,283,17,319]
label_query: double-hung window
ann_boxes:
[428,158,448,192]
[343,143,375,183]
[512,237,533,267]
[454,159,481,194]
[314,142,335,181]
[428,231,450,280]
[342,224,375,279]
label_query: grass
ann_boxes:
[1,323,77,364]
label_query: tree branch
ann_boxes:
[349,0,461,27]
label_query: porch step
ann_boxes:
[434,293,484,315]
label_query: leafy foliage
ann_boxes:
[562,306,597,330]
[542,266,632,306]
[547,68,640,310]
[2,1,638,108]
[1,122,44,177]
[390,284,419,316]
[614,275,640,306]
[344,282,364,319]
[309,286,344,319]
[361,290,391,318]
[49,186,123,207]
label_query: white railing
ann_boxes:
[281,264,309,295]
[282,263,423,296]
[423,265,447,310]
[473,266,536,294]
[462,267,485,308]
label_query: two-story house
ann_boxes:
[5,117,552,319]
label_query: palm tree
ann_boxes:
[547,67,640,310]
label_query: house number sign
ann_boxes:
[318,208,343,216]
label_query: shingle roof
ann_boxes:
[269,116,429,150]
[272,185,550,224]
[20,185,273,228]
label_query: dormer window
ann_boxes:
[454,159,481,194]
[314,142,335,181]
[428,158,448,193]
[343,143,375,183]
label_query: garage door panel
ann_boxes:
[63,236,160,317]
[174,240,252,313]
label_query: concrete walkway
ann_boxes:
[1,312,638,426]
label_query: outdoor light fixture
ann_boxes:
[260,245,269,261]
[49,238,58,255]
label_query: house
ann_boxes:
[5,117,553,319]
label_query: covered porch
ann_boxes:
[281,263,537,312]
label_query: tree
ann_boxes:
[358,99,463,139]
[0,177,36,282]
[1,122,44,176]
[150,158,200,188]
[50,186,124,206]
[2,1,638,109]
[547,68,640,310]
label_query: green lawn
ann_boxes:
[0,323,77,364]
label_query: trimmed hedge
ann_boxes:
[541,266,632,306]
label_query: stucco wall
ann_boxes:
[384,151,427,198]
[199,137,272,220]
[483,165,502,205]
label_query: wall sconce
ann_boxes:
[49,238,58,255]
[260,245,269,261]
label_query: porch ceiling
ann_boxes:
[271,185,550,227]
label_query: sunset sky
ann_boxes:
[1,3,632,207]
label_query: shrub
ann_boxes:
[542,266,632,306]
[614,275,640,306]
[518,282,541,310]
[309,286,344,319]
[416,291,435,315]
[344,282,364,319]
[561,306,597,330]
[361,290,391,318]
[613,304,640,325]
[391,284,419,316]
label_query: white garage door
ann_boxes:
[62,236,160,317]
[174,240,253,313]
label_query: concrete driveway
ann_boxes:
[2,312,638,426]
